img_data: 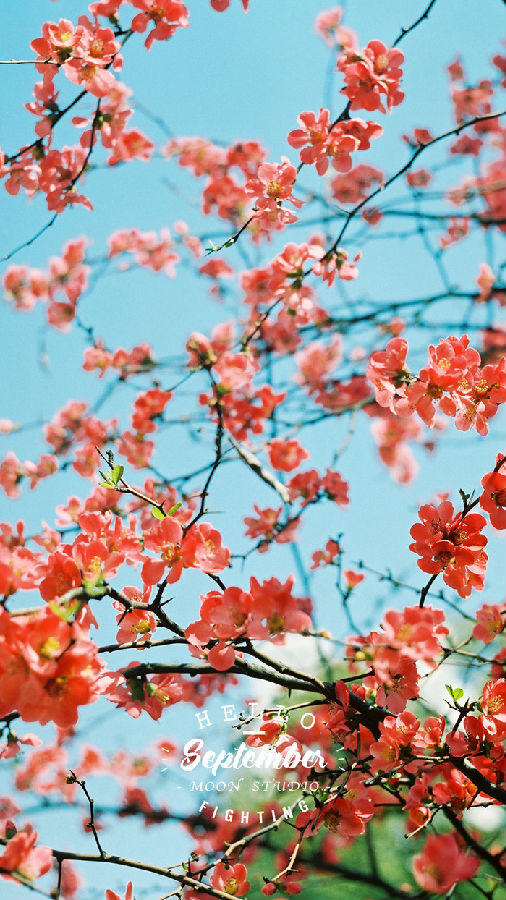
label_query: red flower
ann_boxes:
[480,454,506,529]
[106,881,133,900]
[248,575,312,641]
[473,603,505,644]
[343,569,364,589]
[268,438,309,472]
[413,833,479,893]
[181,522,230,574]
[0,823,52,883]
[409,499,487,598]
[338,41,404,113]
[481,678,506,739]
[210,862,250,896]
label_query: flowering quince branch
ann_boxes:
[1,3,506,899]
[226,434,290,504]
[66,771,106,858]
[95,444,170,519]
[327,109,506,254]
[204,1,444,256]
[391,0,439,47]
[415,453,506,606]
[205,215,255,256]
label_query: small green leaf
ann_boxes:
[98,480,114,489]
[458,487,472,506]
[167,502,182,516]
[151,505,166,520]
[445,684,464,702]
[111,464,124,485]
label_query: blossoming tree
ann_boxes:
[0,1,505,898]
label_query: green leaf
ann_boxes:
[98,480,114,489]
[111,464,124,485]
[167,502,182,516]
[151,505,166,520]
[445,684,464,702]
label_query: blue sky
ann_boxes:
[0,1,505,897]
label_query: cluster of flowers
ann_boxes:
[165,35,399,241]
[185,324,288,440]
[244,467,348,552]
[0,1,192,212]
[2,137,94,214]
[443,56,506,233]
[45,399,117,480]
[294,333,371,415]
[0,396,118,499]
[270,681,491,895]
[330,162,383,208]
[0,499,238,728]
[108,227,181,276]
[0,607,106,729]
[0,450,59,498]
[287,108,383,176]
[3,238,89,329]
[346,605,449,713]
[448,55,494,126]
[139,509,230,586]
[408,455,506,598]
[337,39,405,113]
[185,576,312,670]
[221,242,358,375]
[409,498,488,598]
[82,340,155,379]
[30,15,122,97]
[367,334,506,436]
[72,79,155,166]
[314,5,357,51]
[165,136,293,241]
[117,386,172,468]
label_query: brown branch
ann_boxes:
[227,433,290,503]
[419,571,439,608]
[67,771,106,858]
[325,110,506,256]
[123,657,332,697]
[392,0,439,47]
[443,807,506,878]
[185,371,225,532]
